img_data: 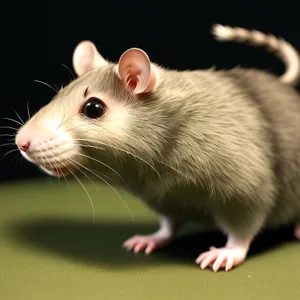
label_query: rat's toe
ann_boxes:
[212,253,226,272]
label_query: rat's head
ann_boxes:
[15,41,166,178]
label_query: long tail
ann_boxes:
[212,24,300,86]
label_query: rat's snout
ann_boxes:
[17,140,30,152]
[15,123,83,178]
[15,128,36,154]
[16,132,30,152]
[15,128,32,152]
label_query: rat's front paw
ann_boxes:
[195,246,247,272]
[123,234,173,254]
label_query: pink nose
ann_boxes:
[18,141,31,152]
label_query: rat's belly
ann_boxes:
[128,183,217,224]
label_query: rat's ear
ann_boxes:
[116,48,156,94]
[72,41,108,76]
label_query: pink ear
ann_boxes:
[117,48,156,94]
[72,41,108,76]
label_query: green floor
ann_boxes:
[0,178,299,300]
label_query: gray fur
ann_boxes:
[15,52,300,273]
[32,63,300,242]
[15,25,300,270]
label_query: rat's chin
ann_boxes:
[41,166,72,178]
[18,145,86,179]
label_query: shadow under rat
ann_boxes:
[5,217,297,269]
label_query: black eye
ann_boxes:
[82,97,106,119]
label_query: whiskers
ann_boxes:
[27,101,31,120]
[34,145,134,223]
[70,137,191,184]
[32,79,58,94]
[0,117,19,164]
[65,152,134,223]
[59,159,97,224]
[71,150,124,182]
[72,138,164,183]
[67,156,135,222]
[0,117,23,127]
[0,148,20,163]
[0,94,33,165]
[60,62,76,80]
[38,148,71,202]
[13,109,25,125]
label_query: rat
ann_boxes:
[14,24,300,272]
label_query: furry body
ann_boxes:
[15,25,300,271]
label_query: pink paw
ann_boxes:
[195,246,247,272]
[123,234,172,254]
[294,224,300,240]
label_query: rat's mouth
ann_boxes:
[18,143,86,179]
[19,151,73,178]
[20,151,76,178]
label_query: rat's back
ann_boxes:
[226,68,300,226]
[142,64,300,228]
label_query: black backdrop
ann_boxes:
[1,1,299,182]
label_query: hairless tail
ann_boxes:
[212,24,300,86]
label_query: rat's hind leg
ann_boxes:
[294,223,300,240]
[123,216,182,254]
[196,197,272,272]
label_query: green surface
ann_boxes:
[0,178,299,300]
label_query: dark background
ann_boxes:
[1,1,299,183]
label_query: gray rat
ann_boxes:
[15,24,300,272]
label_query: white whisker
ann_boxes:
[13,110,25,125]
[61,169,71,202]
[38,148,72,202]
[0,143,15,148]
[68,157,135,222]
[33,79,58,93]
[0,134,16,138]
[0,126,18,132]
[72,138,163,183]
[37,149,54,171]
[26,101,31,120]
[47,153,71,202]
[0,117,23,127]
[56,110,78,130]
[61,159,96,223]
[0,148,20,162]
[2,138,16,143]
[14,155,23,166]
[71,150,124,182]
[60,62,76,79]
[10,152,21,165]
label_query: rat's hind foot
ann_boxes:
[195,235,251,272]
[294,224,300,240]
[123,216,180,254]
[195,246,247,272]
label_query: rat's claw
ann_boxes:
[195,250,213,264]
[225,256,234,271]
[133,240,149,253]
[199,252,218,270]
[212,253,226,272]
[196,246,247,272]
